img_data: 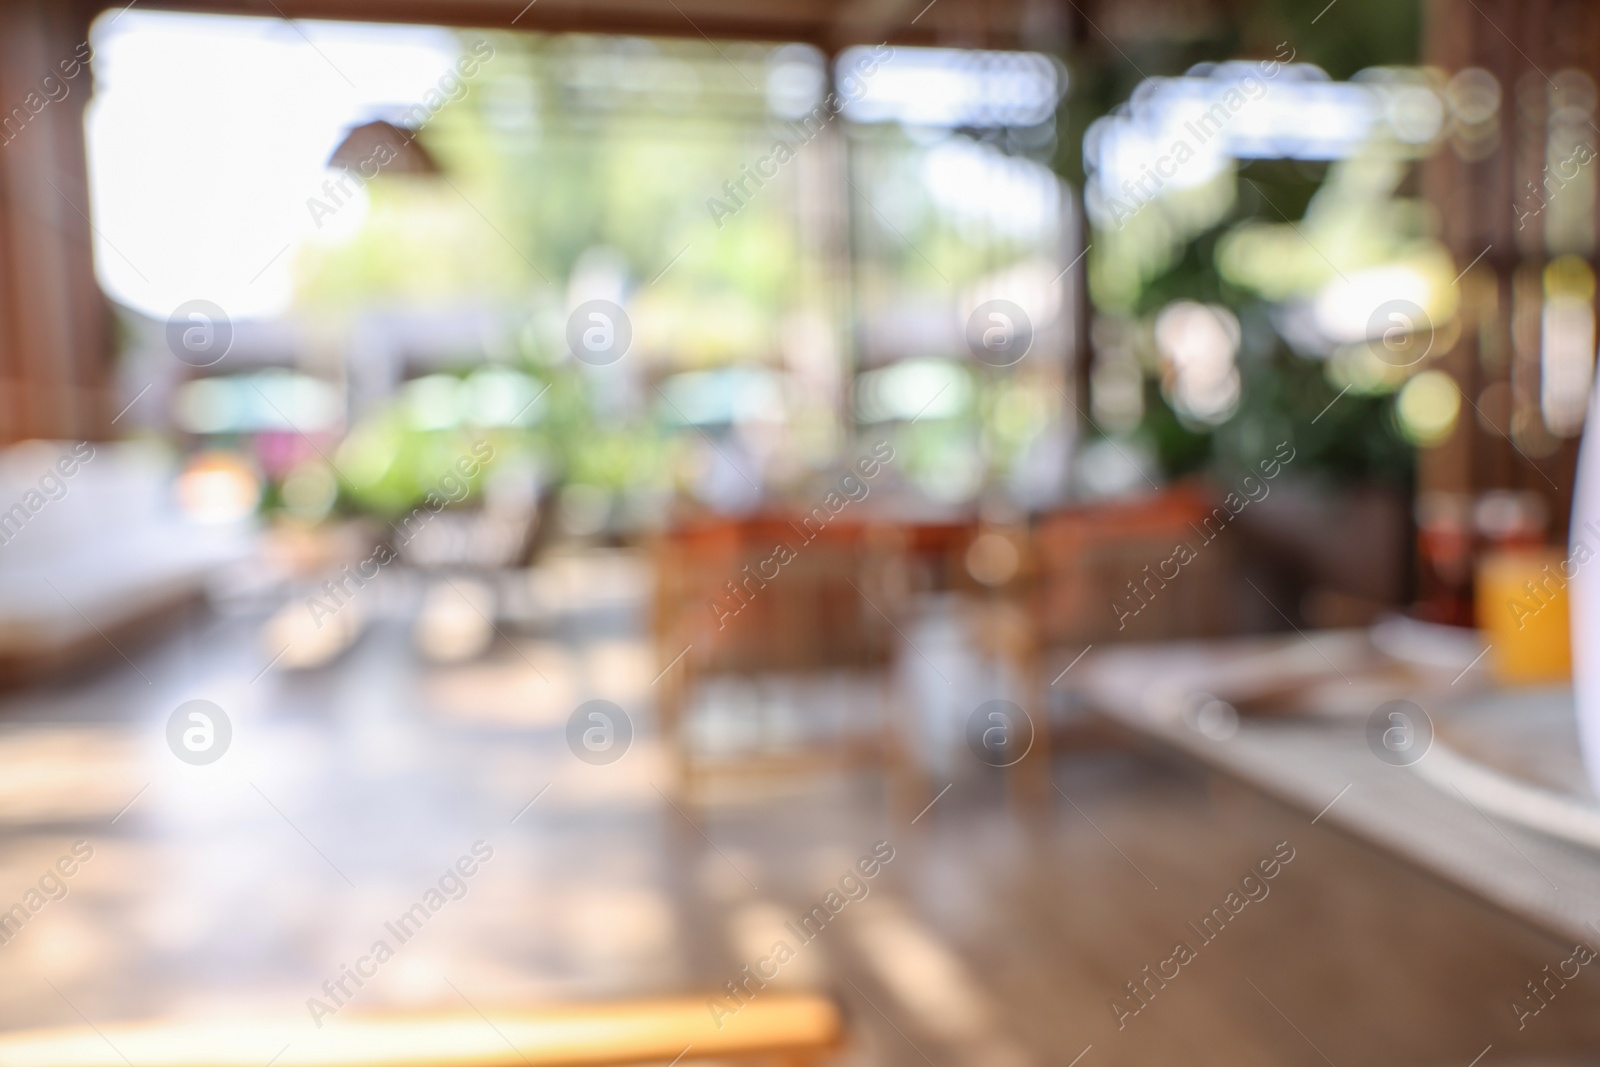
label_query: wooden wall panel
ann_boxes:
[1420,0,1597,533]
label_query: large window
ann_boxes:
[89,11,1075,530]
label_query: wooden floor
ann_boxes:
[0,574,1598,1066]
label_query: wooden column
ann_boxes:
[0,0,109,443]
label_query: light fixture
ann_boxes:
[326,119,440,176]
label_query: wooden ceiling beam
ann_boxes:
[102,0,1040,52]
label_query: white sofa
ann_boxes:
[0,441,255,680]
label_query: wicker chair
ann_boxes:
[651,514,910,799]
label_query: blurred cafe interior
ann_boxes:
[7,0,1600,1063]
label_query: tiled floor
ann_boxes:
[1,563,1599,1066]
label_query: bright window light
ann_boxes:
[1085,62,1439,221]
[1154,301,1241,425]
[175,373,342,434]
[86,10,464,320]
[855,359,970,423]
[837,46,1063,128]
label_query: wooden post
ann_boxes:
[0,0,109,443]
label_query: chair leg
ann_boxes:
[657,657,695,802]
[880,670,929,822]
[998,602,1051,812]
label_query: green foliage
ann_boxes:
[336,410,495,517]
[1139,381,1215,479]
[1127,183,1416,486]
[1056,3,1423,490]
[1266,0,1421,81]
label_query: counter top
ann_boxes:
[1073,633,1600,947]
